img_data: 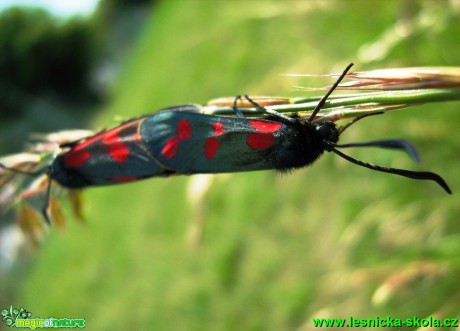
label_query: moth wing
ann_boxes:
[141,110,287,174]
[59,118,166,186]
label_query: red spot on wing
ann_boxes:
[160,119,193,159]
[213,122,224,136]
[162,136,179,159]
[205,137,219,160]
[102,122,143,162]
[102,129,121,144]
[111,176,137,182]
[177,119,192,140]
[247,133,276,150]
[249,121,282,133]
[69,119,141,152]
[62,120,142,167]
[109,142,130,163]
[64,150,91,167]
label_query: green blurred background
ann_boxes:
[1,1,459,330]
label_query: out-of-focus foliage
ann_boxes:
[92,0,156,76]
[0,8,99,119]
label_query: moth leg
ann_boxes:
[242,94,296,123]
[232,95,246,118]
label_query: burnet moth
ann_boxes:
[0,63,451,224]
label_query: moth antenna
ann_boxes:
[308,63,354,123]
[328,146,451,194]
[335,139,420,162]
[1,162,53,224]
